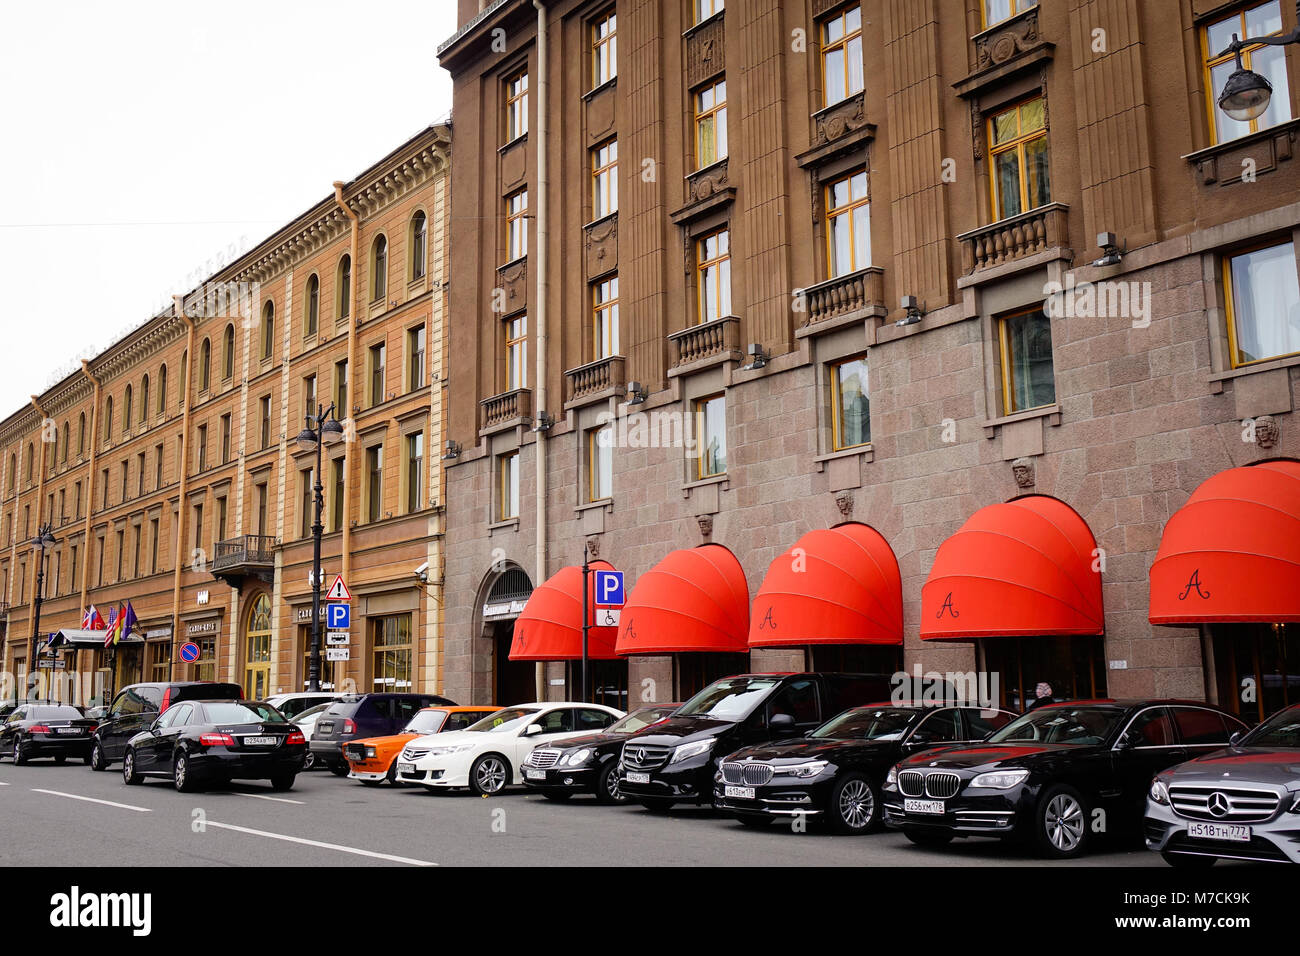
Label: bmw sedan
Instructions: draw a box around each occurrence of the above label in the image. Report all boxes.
[882,699,1247,858]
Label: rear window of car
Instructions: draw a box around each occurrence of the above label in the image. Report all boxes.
[201,702,287,724]
[29,705,83,720]
[323,701,362,717]
[174,683,241,703]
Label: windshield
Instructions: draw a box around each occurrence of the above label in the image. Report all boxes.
[464,708,540,733]
[608,706,678,735]
[202,702,288,724]
[404,710,448,735]
[676,678,779,721]
[1242,707,1300,748]
[810,707,918,740]
[987,705,1124,746]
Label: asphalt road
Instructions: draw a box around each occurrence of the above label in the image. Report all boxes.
[0,758,1170,867]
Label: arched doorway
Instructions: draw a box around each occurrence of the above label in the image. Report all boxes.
[244,593,273,700]
[480,566,535,706]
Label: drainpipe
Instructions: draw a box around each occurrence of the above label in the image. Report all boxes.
[333,183,360,690]
[78,361,101,704]
[532,0,550,701]
[170,296,196,680]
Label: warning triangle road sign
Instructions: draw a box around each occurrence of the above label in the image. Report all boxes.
[325,574,352,601]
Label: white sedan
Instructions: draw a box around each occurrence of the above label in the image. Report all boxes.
[397,702,624,795]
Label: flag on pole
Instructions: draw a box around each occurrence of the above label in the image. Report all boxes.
[82,605,106,630]
[116,602,138,646]
[102,607,120,648]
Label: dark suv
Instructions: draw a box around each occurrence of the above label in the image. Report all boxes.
[618,673,913,811]
[310,692,455,775]
[90,681,243,770]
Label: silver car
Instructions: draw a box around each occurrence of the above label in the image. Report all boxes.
[1145,702,1300,866]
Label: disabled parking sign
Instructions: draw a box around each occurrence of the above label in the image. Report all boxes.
[594,569,624,607]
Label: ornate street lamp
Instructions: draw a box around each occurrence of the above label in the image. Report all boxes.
[1214,3,1300,123]
[295,403,345,692]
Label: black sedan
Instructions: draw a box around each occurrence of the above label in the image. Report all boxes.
[1,703,98,764]
[882,699,1248,858]
[715,702,1017,833]
[122,699,307,792]
[521,704,680,804]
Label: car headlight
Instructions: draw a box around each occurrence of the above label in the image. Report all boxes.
[364,746,377,758]
[426,744,474,757]
[884,767,898,788]
[670,739,715,764]
[1149,779,1170,806]
[970,769,1029,790]
[773,760,828,778]
[562,748,593,767]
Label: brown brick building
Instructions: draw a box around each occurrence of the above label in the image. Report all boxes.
[1,125,452,707]
[437,0,1300,719]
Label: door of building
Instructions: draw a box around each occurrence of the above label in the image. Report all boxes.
[244,594,273,700]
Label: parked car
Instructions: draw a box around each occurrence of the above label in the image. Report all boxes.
[122,699,307,792]
[344,706,499,784]
[1,703,99,764]
[882,699,1248,858]
[715,702,1018,833]
[398,702,625,796]
[265,691,345,720]
[618,673,914,811]
[90,682,243,770]
[522,704,680,804]
[1146,701,1300,867]
[292,702,334,770]
[309,692,455,776]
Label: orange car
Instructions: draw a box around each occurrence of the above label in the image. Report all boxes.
[342,706,499,785]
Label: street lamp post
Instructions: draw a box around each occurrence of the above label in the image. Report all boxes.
[295,402,345,693]
[28,523,57,702]
[1214,2,1300,122]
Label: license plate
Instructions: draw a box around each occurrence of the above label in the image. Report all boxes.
[725,785,756,800]
[525,769,546,781]
[56,728,82,735]
[243,736,277,746]
[398,762,415,774]
[904,799,945,815]
[625,771,650,784]
[1187,821,1251,843]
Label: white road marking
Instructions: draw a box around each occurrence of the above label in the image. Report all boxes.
[0,781,9,785]
[227,790,304,805]
[30,788,151,812]
[204,820,437,866]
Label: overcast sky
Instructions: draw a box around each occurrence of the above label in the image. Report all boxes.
[0,0,456,418]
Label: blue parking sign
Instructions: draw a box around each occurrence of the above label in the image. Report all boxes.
[594,569,624,606]
[326,603,351,629]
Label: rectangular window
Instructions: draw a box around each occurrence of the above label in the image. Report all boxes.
[1204,1,1294,143]
[983,0,1037,28]
[695,0,723,23]
[506,189,529,261]
[260,395,271,449]
[132,524,141,578]
[220,415,231,464]
[149,519,159,574]
[593,276,620,358]
[407,325,426,390]
[998,307,1057,413]
[216,495,228,542]
[371,614,413,693]
[154,444,163,489]
[74,481,82,518]
[366,445,383,523]
[115,529,124,581]
[96,535,104,587]
[988,96,1050,221]
[593,12,617,86]
[825,169,870,278]
[821,5,863,107]
[369,342,386,406]
[192,505,203,556]
[405,433,423,513]
[588,424,613,501]
[335,359,349,413]
[696,229,732,324]
[119,460,128,501]
[300,468,314,538]
[694,394,727,479]
[100,467,109,506]
[831,357,871,450]
[1224,240,1300,366]
[303,375,317,420]
[498,451,520,520]
[694,79,728,168]
[331,458,345,532]
[255,483,268,536]
[506,315,528,390]
[505,70,529,141]
[592,139,618,218]
[70,543,79,586]
[196,425,208,473]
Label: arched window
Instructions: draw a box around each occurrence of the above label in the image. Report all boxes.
[141,375,150,421]
[124,384,133,432]
[305,274,319,336]
[337,254,352,320]
[78,413,86,454]
[199,337,211,391]
[408,211,427,281]
[223,324,235,380]
[261,302,275,360]
[104,397,113,441]
[371,235,387,303]
[158,364,168,413]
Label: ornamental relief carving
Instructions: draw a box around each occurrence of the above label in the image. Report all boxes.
[496,259,528,310]
[686,159,729,203]
[584,216,618,279]
[815,92,868,147]
[686,15,725,88]
[975,8,1041,71]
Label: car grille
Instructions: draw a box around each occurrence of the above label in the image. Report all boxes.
[899,770,961,798]
[401,746,429,761]
[721,762,774,787]
[343,743,367,760]
[1169,784,1282,823]
[525,748,561,769]
[622,743,671,771]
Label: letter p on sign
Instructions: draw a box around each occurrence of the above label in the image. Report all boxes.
[594,569,624,607]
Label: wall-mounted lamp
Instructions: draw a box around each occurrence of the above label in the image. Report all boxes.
[626,381,648,405]
[740,343,769,372]
[441,439,462,461]
[1092,231,1126,268]
[895,295,925,327]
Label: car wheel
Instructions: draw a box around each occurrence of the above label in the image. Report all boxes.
[12,737,27,766]
[595,760,624,805]
[90,742,107,771]
[385,759,402,787]
[122,749,142,785]
[327,761,349,777]
[542,791,572,802]
[828,773,879,835]
[302,751,316,771]
[1161,850,1216,869]
[173,751,199,793]
[469,754,510,796]
[902,828,953,848]
[1034,785,1089,859]
[638,797,675,812]
[271,773,296,792]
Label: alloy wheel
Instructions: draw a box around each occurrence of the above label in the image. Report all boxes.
[476,757,507,793]
[605,766,620,801]
[174,754,187,790]
[1044,793,1084,852]
[838,778,874,830]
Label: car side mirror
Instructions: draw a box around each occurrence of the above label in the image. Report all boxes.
[769,713,796,733]
[1229,731,1243,747]
[522,723,543,737]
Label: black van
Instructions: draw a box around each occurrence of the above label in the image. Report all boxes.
[310,692,455,775]
[90,681,243,769]
[618,673,920,810]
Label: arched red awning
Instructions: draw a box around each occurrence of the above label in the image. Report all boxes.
[1149,460,1300,624]
[510,560,621,660]
[615,544,750,655]
[749,523,903,647]
[921,496,1104,640]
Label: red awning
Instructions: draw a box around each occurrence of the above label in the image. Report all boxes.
[1149,460,1300,624]
[615,544,750,655]
[749,523,903,647]
[921,496,1104,640]
[510,560,621,660]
